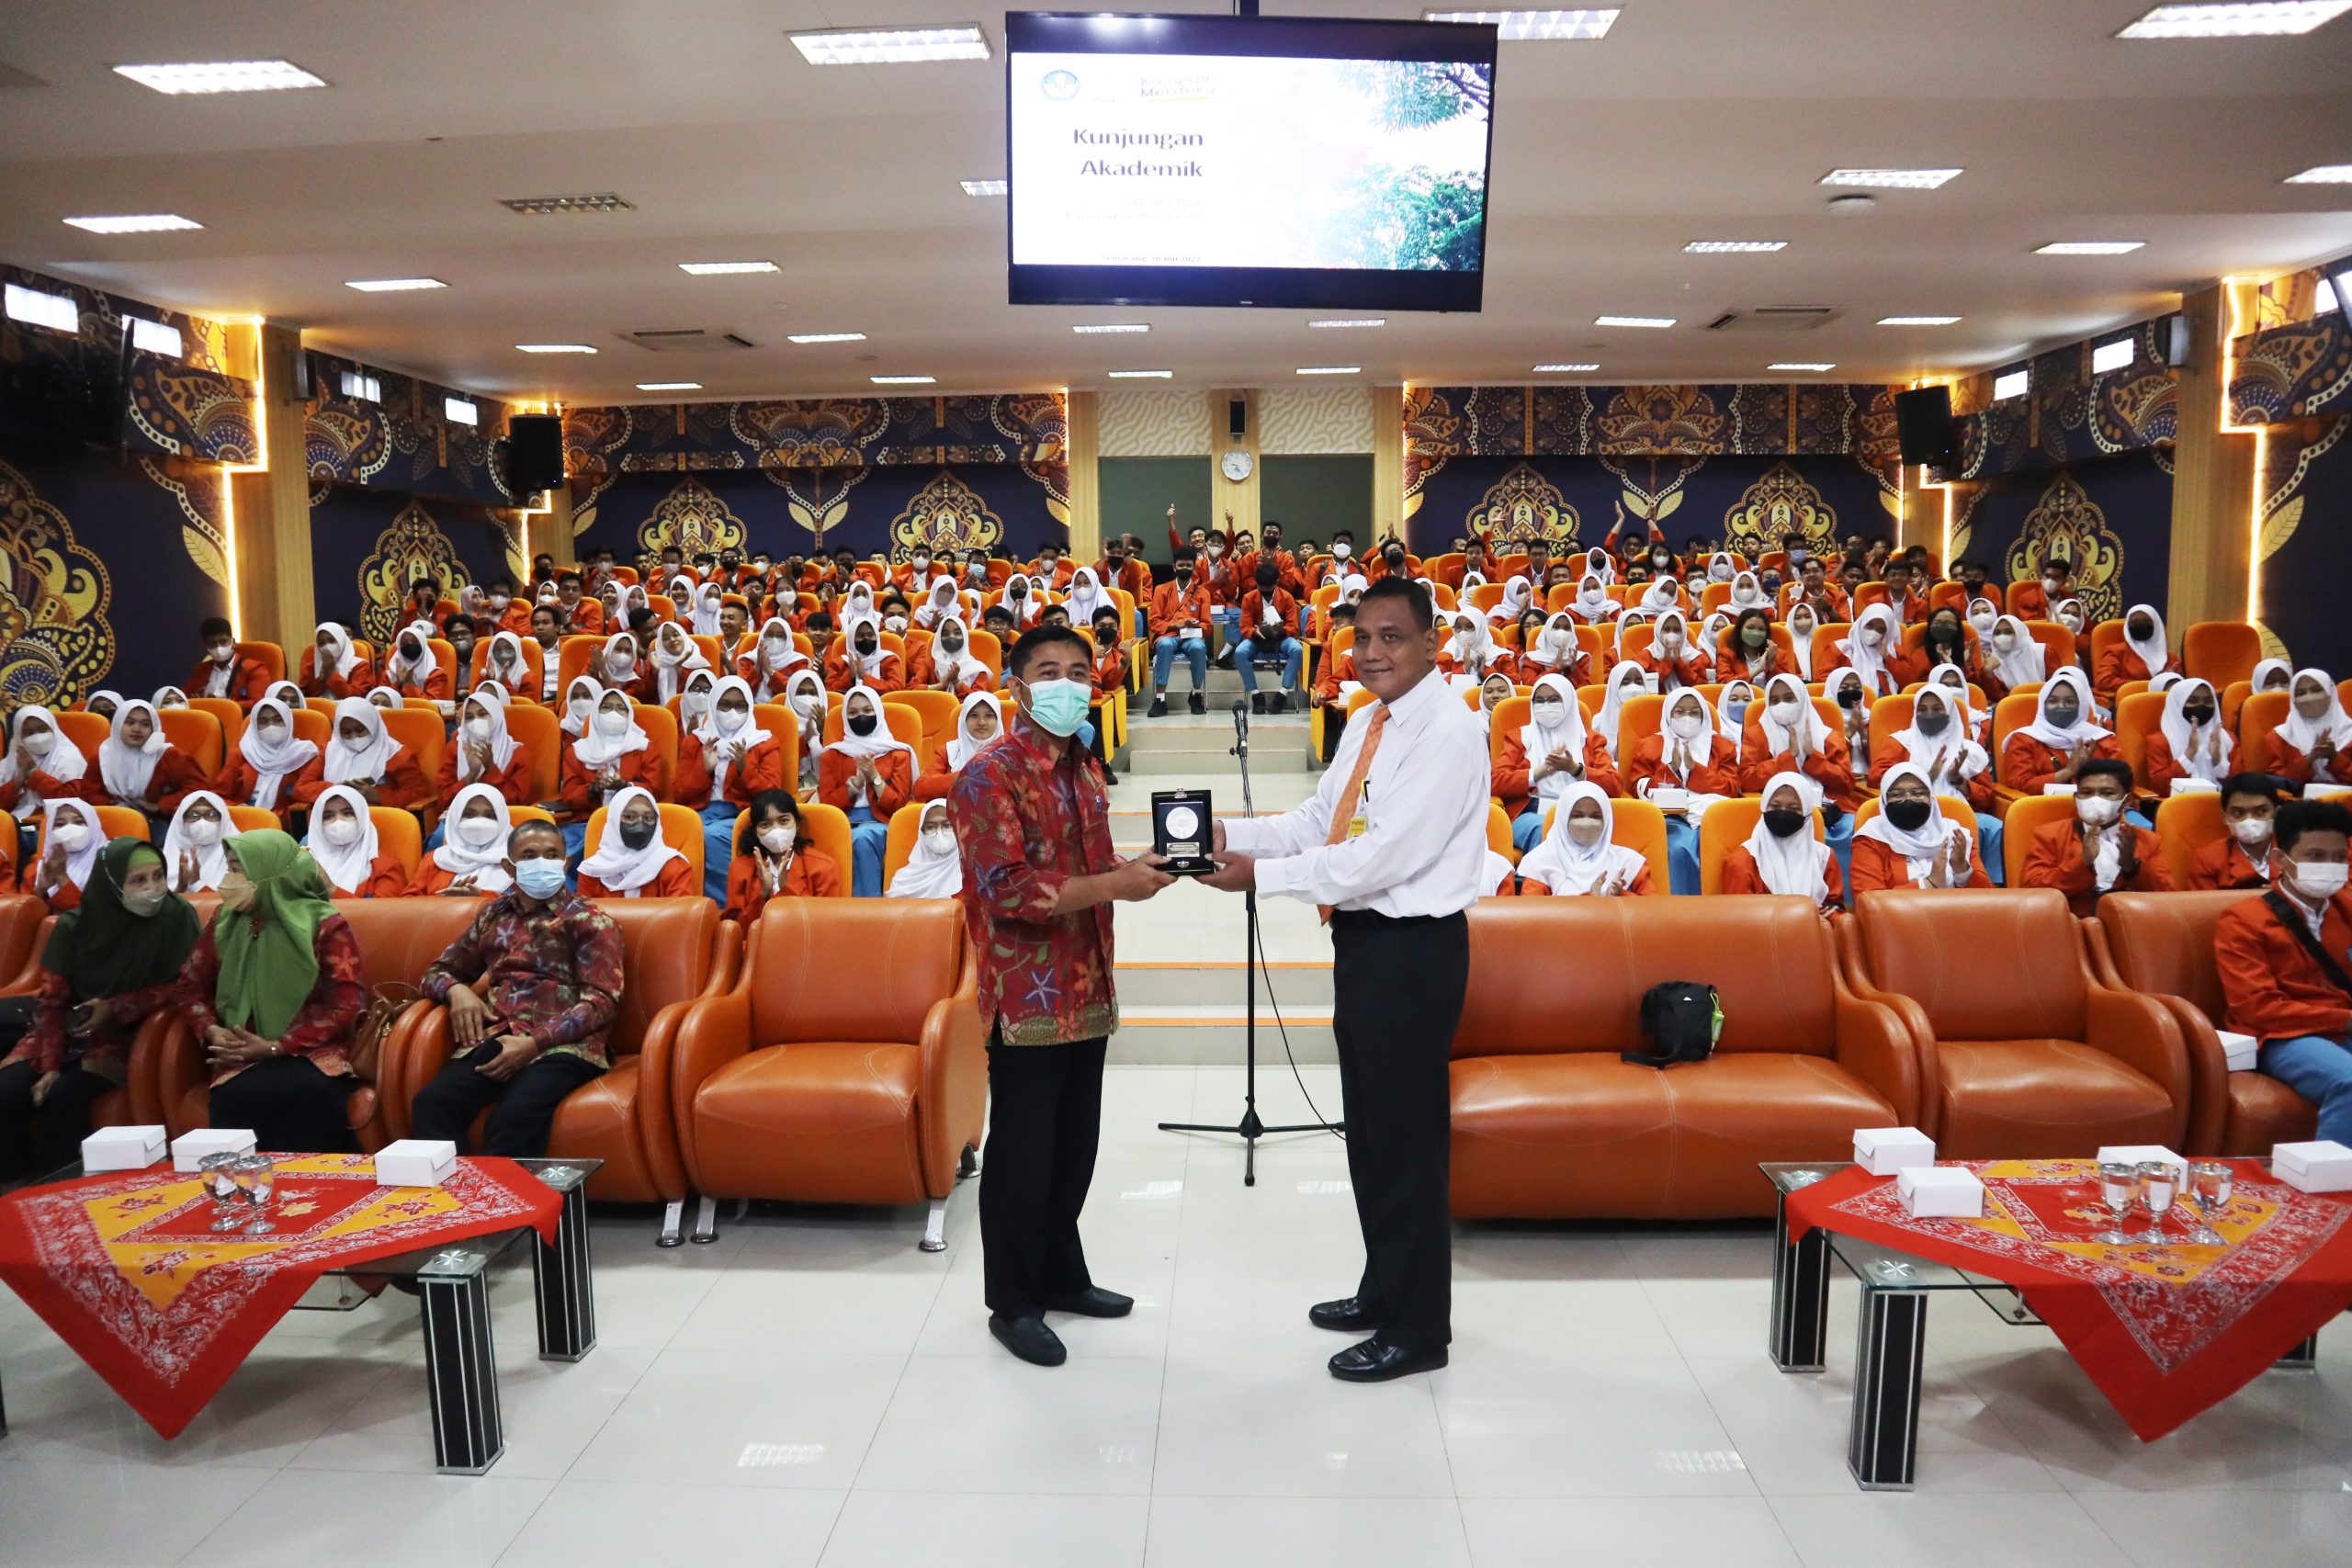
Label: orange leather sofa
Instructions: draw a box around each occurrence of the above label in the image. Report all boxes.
[1449,897,1918,1219]
[668,898,985,1249]
[388,897,740,1243]
[2085,889,2316,1156]
[1839,887,2190,1157]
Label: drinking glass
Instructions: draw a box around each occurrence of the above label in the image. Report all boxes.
[2135,1159,2179,1245]
[2093,1161,2139,1246]
[233,1154,277,1235]
[2186,1161,2234,1246]
[199,1152,245,1232]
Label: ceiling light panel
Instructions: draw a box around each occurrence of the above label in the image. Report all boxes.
[1877,315,1962,325]
[1684,240,1786,253]
[787,332,866,344]
[1533,363,1600,372]
[1308,319,1386,328]
[4,284,77,333]
[1595,315,1674,328]
[1296,366,1360,375]
[1423,10,1621,39]
[2285,164,2352,183]
[870,374,936,384]
[345,276,446,292]
[790,27,990,65]
[961,179,1008,196]
[1769,362,1836,371]
[114,60,326,94]
[129,319,182,357]
[637,381,703,391]
[1106,369,1172,378]
[1819,167,1962,189]
[62,213,201,233]
[515,343,597,354]
[2118,3,2352,38]
[678,261,778,275]
[1073,323,1148,333]
[2036,241,2144,254]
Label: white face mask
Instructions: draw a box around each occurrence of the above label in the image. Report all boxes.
[2075,795,2121,826]
[321,816,362,846]
[255,721,288,745]
[884,615,909,634]
[1532,700,1566,730]
[20,729,53,755]
[594,708,630,737]
[209,645,235,664]
[2291,861,2349,899]
[763,636,792,661]
[789,693,821,717]
[1969,611,1996,633]
[182,817,222,847]
[1992,631,2018,652]
[491,592,511,609]
[466,716,493,741]
[51,821,89,852]
[569,695,593,718]
[457,815,503,848]
[607,652,636,676]
[716,706,748,733]
[758,826,795,856]
[2230,816,2272,847]
[1768,698,1800,723]
[1668,711,1705,740]
[922,826,956,853]
[1860,625,1884,647]
[1567,818,1605,847]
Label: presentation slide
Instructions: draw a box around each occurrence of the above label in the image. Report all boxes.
[1008,50,1492,275]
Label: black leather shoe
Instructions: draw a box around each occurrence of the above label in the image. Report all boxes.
[1148,695,1168,718]
[1308,1295,1384,1333]
[989,1314,1068,1367]
[1188,690,1205,715]
[1045,1286,1133,1318]
[1270,691,1289,715]
[1329,1338,1447,1382]
[1251,692,1267,715]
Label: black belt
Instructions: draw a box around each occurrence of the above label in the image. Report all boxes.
[1329,908,1468,931]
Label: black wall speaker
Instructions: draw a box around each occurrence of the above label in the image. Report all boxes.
[505,413,565,495]
[2165,312,2194,369]
[1893,385,1955,468]
[1227,397,1247,438]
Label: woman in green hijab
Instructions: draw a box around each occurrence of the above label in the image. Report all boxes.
[181,829,368,1153]
[0,838,201,1178]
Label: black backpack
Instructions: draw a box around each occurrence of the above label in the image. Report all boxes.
[1623,981,1723,1069]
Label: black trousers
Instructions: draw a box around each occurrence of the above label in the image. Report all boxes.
[209,1056,357,1155]
[979,1033,1106,1317]
[0,1060,115,1179]
[409,1044,603,1158]
[1329,908,1469,1354]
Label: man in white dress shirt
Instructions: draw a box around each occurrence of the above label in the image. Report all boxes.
[1199,575,1489,1381]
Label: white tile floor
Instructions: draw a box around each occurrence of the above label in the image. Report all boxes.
[5,1066,2351,1566]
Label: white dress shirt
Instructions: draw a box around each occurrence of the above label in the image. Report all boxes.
[1222,666,1489,918]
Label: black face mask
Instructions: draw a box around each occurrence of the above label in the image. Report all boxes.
[1763,808,1807,839]
[1885,798,1934,830]
[2185,705,2216,726]
[2129,620,2154,638]
[848,712,878,737]
[2045,705,2079,728]
[618,819,658,851]
[854,637,878,655]
[1838,686,1864,708]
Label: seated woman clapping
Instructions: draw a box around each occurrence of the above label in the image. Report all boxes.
[304,784,409,898]
[723,788,843,920]
[887,799,963,898]
[1721,771,1843,909]
[918,692,1001,801]
[1513,783,1658,897]
[408,783,514,897]
[298,696,428,809]
[162,791,236,894]
[1849,761,1992,894]
[575,784,695,898]
[23,798,106,913]
[218,695,320,815]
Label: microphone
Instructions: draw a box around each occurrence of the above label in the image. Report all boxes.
[1231,697,1250,737]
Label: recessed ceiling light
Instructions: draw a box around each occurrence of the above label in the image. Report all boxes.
[1819,167,1963,189]
[62,213,202,234]
[637,381,703,391]
[1595,315,1675,328]
[515,343,597,354]
[1296,366,1361,375]
[678,261,778,275]
[345,276,447,292]
[1532,363,1600,372]
[1877,314,1962,325]
[1769,362,1837,372]
[1308,319,1386,328]
[1683,240,1787,253]
[2036,241,2144,254]
[2285,164,2352,183]
[114,60,326,94]
[960,178,1008,197]
[499,193,635,215]
[1073,323,1148,333]
[2118,2,2352,38]
[1106,369,1173,378]
[789,26,990,65]
[1423,9,1621,39]
[870,374,936,384]
[787,332,866,344]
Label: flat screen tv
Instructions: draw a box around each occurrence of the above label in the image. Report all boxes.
[1005,12,1498,311]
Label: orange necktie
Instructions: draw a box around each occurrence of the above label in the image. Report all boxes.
[1318,704,1388,923]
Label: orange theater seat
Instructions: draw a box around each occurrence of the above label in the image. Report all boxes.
[668,898,986,1247]
[158,707,224,778]
[1449,897,1917,1218]
[1839,887,2188,1157]
[2086,890,2316,1156]
[0,892,60,997]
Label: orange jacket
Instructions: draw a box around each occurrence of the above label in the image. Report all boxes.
[289,743,429,810]
[2217,890,2352,1041]
[1746,733,1862,813]
[1999,731,2122,796]
[187,656,273,707]
[1721,844,1846,908]
[1848,834,1994,894]
[434,743,534,808]
[557,741,661,816]
[297,649,379,700]
[1489,728,1622,819]
[817,748,913,818]
[2189,837,2274,892]
[1864,736,1991,813]
[1148,581,1214,640]
[2020,819,2172,917]
[722,845,844,921]
[578,856,699,899]
[1626,733,1740,797]
[1520,861,1659,897]
[2094,642,2171,705]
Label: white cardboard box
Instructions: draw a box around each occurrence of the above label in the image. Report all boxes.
[1853,1125,1936,1176]
[82,1124,166,1172]
[2041,782,2078,796]
[373,1139,458,1189]
[2302,784,2349,800]
[1898,1165,1985,1218]
[171,1128,255,1173]
[2274,1140,2352,1193]
[2167,777,2220,795]
[2218,1029,2260,1073]
[1649,786,1691,813]
[2098,1144,2188,1186]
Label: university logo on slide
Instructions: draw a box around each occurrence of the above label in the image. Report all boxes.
[1040,69,1080,100]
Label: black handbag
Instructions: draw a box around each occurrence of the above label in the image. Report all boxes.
[1623,981,1723,1069]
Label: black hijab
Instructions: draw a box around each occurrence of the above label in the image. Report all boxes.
[41,838,201,1002]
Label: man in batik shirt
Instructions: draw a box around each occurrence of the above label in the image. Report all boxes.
[949,623,1173,1369]
[410,818,625,1157]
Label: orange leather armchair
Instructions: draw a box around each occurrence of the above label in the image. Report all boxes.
[1838,887,2189,1156]
[2086,890,2316,1156]
[668,898,985,1248]
[1449,897,1918,1219]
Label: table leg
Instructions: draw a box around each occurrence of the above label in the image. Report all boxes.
[1848,1285,1926,1491]
[2275,1334,2320,1371]
[1770,1186,1830,1372]
[416,1248,503,1475]
[532,1170,597,1362]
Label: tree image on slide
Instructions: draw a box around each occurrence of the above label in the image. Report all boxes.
[1326,61,1491,272]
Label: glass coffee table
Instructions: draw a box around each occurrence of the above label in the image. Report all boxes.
[0,1155,599,1476]
[1763,1160,2320,1490]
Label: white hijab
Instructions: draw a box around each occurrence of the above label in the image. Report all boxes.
[153,684,189,710]
[929,615,982,687]
[1756,673,1827,758]
[1488,574,1532,624]
[1746,770,1833,904]
[1856,761,1973,876]
[1572,572,1618,623]
[917,579,962,629]
[678,668,718,735]
[2159,678,2233,784]
[572,686,651,771]
[692,583,725,637]
[235,696,318,812]
[162,790,233,893]
[4,705,87,817]
[1521,673,1589,804]
[2121,603,2171,677]
[695,675,775,802]
[1593,659,1649,761]
[651,623,711,703]
[1655,688,1721,784]
[384,620,438,688]
[843,613,895,680]
[577,784,684,897]
[484,630,533,694]
[2249,657,2292,697]
[98,699,171,802]
[1516,782,1647,896]
[317,694,396,787]
[1447,614,1493,668]
[560,673,601,738]
[305,784,382,895]
[1890,685,1989,786]
[1985,614,2046,688]
[1838,604,1902,696]
[2280,668,2352,755]
[888,801,964,899]
[945,691,1003,771]
[1066,567,1111,627]
[41,796,105,890]
[1784,607,1820,680]
[431,782,514,891]
[1727,570,1768,612]
[312,623,362,681]
[262,680,305,715]
[780,669,826,761]
[825,684,915,764]
[2018,667,2109,750]
[1527,611,1580,672]
[455,693,521,783]
[1640,576,1682,614]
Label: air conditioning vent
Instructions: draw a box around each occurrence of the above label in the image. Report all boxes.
[1704,306,1839,332]
[625,329,756,353]
[500,192,636,215]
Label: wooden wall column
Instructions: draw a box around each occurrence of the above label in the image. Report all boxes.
[1208,387,1260,538]
[1373,383,1406,544]
[227,321,317,648]
[1066,390,1101,559]
[2166,280,2258,629]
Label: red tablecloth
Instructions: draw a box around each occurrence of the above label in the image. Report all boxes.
[0,1153,560,1438]
[1786,1157,2352,1440]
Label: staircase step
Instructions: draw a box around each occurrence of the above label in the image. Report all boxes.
[1111,1005,1337,1066]
[1130,747,1309,773]
[1116,961,1335,1008]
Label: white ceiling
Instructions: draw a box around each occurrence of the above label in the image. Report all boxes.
[2,0,2347,403]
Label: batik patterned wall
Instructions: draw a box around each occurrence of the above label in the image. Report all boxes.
[1943,450,2176,625]
[309,482,526,645]
[302,354,518,507]
[2251,413,2352,672]
[1951,319,2179,482]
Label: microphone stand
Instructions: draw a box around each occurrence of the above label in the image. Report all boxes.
[1159,698,1341,1186]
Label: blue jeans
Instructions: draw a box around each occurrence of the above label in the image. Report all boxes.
[1666,817,1700,896]
[1827,812,1856,890]
[1212,606,1241,655]
[1153,634,1207,692]
[698,800,737,905]
[1974,812,2007,886]
[1511,808,1544,853]
[1237,637,1302,693]
[848,802,887,897]
[2258,1035,2352,1145]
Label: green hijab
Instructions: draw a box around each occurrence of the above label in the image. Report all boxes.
[41,838,201,1003]
[211,829,339,1040]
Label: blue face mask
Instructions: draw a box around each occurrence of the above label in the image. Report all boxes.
[513,857,567,899]
[1022,677,1091,738]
